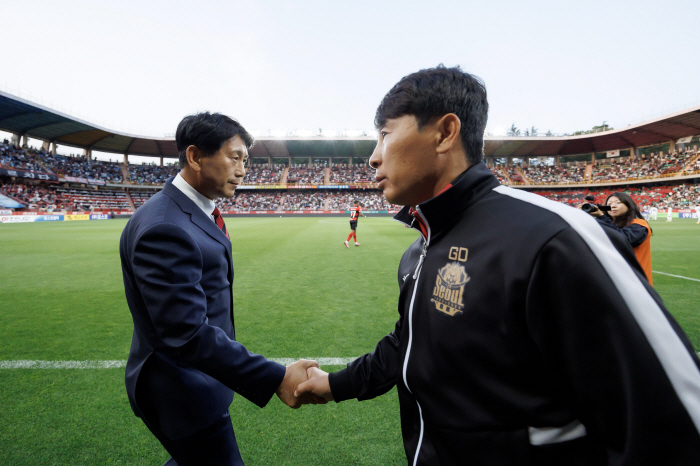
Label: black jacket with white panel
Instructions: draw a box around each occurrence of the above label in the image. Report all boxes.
[328,162,700,465]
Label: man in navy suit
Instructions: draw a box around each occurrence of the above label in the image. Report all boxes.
[120,112,319,466]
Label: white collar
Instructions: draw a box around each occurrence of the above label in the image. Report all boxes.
[172,173,217,218]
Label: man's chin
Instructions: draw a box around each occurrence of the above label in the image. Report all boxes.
[381,189,401,206]
[222,186,237,198]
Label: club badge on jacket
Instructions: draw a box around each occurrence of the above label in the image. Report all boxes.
[432,249,470,317]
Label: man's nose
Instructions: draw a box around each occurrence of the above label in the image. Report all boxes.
[369,143,381,169]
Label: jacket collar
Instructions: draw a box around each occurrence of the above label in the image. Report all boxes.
[394,161,500,240]
[162,177,233,257]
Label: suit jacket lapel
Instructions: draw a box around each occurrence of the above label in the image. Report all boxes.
[162,179,234,282]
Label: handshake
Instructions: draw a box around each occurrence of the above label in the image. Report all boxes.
[274,359,334,408]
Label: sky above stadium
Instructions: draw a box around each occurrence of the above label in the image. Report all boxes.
[2,0,700,150]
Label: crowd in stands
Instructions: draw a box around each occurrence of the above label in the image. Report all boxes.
[506,166,525,184]
[3,142,699,187]
[217,191,397,212]
[3,176,699,214]
[286,165,325,184]
[0,182,131,211]
[41,153,124,182]
[129,164,178,185]
[490,166,509,184]
[652,184,700,209]
[4,140,700,217]
[329,164,375,184]
[686,155,700,173]
[284,191,326,210]
[523,165,585,184]
[244,165,283,184]
[0,143,47,172]
[590,150,695,182]
[0,182,69,210]
[219,192,284,211]
[326,191,398,211]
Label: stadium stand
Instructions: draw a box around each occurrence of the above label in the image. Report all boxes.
[329,164,375,184]
[0,182,69,210]
[243,165,283,184]
[326,191,398,211]
[42,153,124,182]
[129,190,157,208]
[507,166,524,184]
[286,165,325,184]
[0,182,131,210]
[590,150,696,182]
[283,191,326,210]
[523,164,586,184]
[54,186,131,210]
[2,140,700,216]
[2,175,698,214]
[2,143,699,187]
[490,166,509,184]
[0,143,46,172]
[128,163,178,185]
[223,192,284,211]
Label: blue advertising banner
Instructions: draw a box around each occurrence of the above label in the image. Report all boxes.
[34,215,64,222]
[90,214,111,220]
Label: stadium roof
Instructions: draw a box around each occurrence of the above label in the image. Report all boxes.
[1,89,699,159]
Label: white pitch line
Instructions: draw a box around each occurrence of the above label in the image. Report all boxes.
[0,358,356,369]
[0,360,126,369]
[3,354,700,367]
[653,271,700,283]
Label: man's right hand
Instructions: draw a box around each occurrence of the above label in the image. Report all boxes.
[294,367,334,402]
[276,359,320,409]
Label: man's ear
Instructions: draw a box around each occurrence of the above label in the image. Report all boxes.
[185,145,203,172]
[435,114,462,155]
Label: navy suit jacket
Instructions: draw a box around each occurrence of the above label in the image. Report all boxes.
[120,177,286,439]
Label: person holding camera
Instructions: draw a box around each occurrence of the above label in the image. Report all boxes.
[586,191,652,284]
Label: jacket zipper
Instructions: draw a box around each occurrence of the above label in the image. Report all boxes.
[403,206,430,466]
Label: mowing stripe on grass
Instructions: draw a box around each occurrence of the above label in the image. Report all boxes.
[0,358,357,369]
[653,271,700,283]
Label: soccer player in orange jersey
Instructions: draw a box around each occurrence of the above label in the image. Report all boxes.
[344,200,366,247]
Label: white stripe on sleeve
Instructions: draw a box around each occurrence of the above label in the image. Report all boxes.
[494,185,700,435]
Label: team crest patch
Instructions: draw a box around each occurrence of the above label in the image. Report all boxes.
[432,262,470,316]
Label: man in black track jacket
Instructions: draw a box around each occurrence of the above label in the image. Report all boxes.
[296,66,700,465]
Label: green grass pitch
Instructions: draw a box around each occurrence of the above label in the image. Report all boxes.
[1,216,699,465]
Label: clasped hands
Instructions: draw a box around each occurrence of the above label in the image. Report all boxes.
[275,359,334,408]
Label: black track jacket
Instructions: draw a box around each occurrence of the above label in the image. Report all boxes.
[328,162,700,465]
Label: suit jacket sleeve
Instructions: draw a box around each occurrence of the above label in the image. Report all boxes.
[131,222,285,408]
[525,226,700,463]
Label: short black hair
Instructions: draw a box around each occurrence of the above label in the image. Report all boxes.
[374,65,488,166]
[176,112,254,169]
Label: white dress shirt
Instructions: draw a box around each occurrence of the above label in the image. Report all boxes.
[172,173,217,222]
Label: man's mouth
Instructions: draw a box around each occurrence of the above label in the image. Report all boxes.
[375,175,386,189]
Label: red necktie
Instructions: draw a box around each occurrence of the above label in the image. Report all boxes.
[212,207,229,239]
